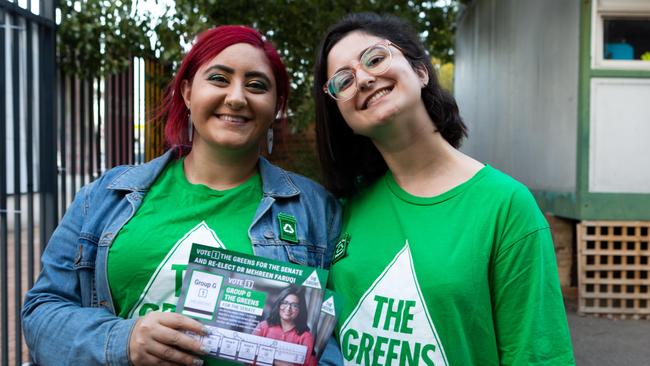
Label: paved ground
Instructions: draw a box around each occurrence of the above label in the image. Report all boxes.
[567,302,650,365]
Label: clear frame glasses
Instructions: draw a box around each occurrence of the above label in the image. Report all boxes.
[323,41,404,101]
[280,301,300,310]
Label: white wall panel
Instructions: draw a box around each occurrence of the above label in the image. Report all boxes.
[455,0,580,191]
[589,78,650,193]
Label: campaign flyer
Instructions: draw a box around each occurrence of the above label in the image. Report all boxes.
[176,244,329,366]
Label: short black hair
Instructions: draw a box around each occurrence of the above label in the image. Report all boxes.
[265,285,310,334]
[313,12,468,197]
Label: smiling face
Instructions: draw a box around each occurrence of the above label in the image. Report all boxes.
[279,294,300,324]
[182,43,277,155]
[326,31,428,137]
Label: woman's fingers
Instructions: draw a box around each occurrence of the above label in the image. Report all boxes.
[129,311,207,366]
[159,312,207,335]
[151,321,205,355]
[145,340,204,365]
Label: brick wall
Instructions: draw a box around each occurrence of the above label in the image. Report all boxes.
[264,123,322,184]
[546,214,577,290]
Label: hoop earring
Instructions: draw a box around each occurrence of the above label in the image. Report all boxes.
[188,114,194,143]
[266,127,274,155]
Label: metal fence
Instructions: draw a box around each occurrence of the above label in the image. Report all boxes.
[57,58,168,214]
[1,1,169,363]
[0,1,56,364]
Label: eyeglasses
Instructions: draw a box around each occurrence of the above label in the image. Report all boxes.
[280,301,300,310]
[323,41,404,101]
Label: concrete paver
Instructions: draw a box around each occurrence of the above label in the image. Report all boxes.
[567,307,650,365]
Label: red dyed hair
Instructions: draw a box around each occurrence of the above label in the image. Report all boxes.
[162,25,290,149]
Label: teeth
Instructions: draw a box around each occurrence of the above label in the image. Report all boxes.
[366,89,391,107]
[219,114,247,122]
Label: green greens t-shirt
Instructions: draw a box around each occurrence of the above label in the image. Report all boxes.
[108,157,260,318]
[330,166,575,365]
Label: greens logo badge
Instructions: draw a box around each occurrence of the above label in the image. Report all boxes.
[303,270,323,289]
[333,233,351,264]
[339,242,448,366]
[278,213,298,243]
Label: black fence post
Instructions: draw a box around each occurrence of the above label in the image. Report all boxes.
[11,13,23,366]
[37,2,58,256]
[0,7,8,366]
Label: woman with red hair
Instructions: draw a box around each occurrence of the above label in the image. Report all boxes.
[23,26,341,366]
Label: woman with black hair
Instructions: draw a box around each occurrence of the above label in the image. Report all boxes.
[253,286,315,366]
[313,12,574,365]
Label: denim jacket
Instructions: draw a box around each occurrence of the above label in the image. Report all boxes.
[22,149,342,365]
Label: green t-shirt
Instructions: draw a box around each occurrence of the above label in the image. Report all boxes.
[330,166,575,365]
[108,157,260,317]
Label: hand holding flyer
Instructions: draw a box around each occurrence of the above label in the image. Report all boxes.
[177,244,341,366]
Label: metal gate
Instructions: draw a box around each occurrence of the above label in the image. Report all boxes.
[0,1,56,364]
[1,0,170,363]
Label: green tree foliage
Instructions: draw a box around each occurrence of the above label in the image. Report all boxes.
[432,57,454,92]
[58,0,458,128]
[58,0,152,78]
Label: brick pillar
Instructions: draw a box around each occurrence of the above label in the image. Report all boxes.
[545,214,576,290]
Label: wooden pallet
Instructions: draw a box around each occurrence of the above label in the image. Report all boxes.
[577,221,650,318]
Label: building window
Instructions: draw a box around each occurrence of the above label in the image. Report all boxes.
[592,0,650,70]
[603,17,650,61]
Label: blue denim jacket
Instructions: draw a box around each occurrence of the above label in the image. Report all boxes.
[22,149,342,365]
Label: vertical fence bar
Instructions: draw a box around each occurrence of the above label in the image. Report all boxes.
[109,74,113,168]
[119,71,126,165]
[57,72,66,220]
[86,79,92,181]
[111,75,120,168]
[85,79,91,183]
[125,69,128,164]
[115,73,121,165]
[79,78,86,187]
[88,79,94,181]
[11,14,22,365]
[153,63,158,158]
[109,75,114,166]
[0,7,9,366]
[134,58,140,164]
[95,76,101,177]
[69,78,77,199]
[138,58,144,164]
[125,68,130,164]
[117,72,123,164]
[105,75,112,168]
[144,59,150,161]
[127,60,134,164]
[106,74,111,168]
[158,63,164,157]
[140,58,145,164]
[38,0,58,259]
[86,79,91,182]
[25,16,34,291]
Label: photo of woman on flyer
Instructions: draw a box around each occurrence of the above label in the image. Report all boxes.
[253,286,316,366]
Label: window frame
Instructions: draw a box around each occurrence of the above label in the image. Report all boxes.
[591,2,650,70]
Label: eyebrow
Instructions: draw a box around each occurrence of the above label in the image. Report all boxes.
[204,64,273,85]
[332,44,375,75]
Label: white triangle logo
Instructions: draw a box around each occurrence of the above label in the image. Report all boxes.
[302,269,322,289]
[339,241,448,365]
[283,223,295,234]
[128,221,226,318]
[321,295,336,317]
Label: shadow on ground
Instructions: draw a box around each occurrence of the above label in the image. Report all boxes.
[567,299,650,365]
